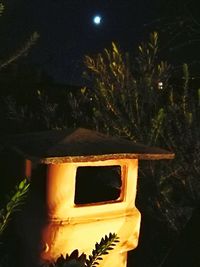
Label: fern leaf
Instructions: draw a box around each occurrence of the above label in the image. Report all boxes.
[86,233,119,267]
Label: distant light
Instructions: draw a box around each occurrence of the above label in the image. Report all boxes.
[158,82,163,90]
[93,15,102,25]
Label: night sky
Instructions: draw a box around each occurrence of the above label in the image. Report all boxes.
[0,0,197,84]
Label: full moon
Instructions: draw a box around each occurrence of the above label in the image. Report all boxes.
[93,15,102,25]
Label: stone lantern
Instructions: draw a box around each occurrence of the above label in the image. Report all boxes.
[5,128,174,267]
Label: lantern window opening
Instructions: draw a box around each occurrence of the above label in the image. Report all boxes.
[74,165,123,206]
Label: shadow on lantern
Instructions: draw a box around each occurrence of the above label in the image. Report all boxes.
[3,128,174,267]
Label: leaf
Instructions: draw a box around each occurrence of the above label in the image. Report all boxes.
[69,249,79,260]
[0,179,30,236]
[112,42,119,54]
[138,45,143,53]
[86,233,119,267]
[81,87,86,95]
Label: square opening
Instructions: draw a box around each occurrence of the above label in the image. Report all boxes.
[74,165,122,205]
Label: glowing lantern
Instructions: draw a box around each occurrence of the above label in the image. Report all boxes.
[7,128,174,267]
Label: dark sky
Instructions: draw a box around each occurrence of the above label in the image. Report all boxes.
[1,0,197,84]
[0,0,155,83]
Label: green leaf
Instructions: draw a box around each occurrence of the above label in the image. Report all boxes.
[0,179,30,236]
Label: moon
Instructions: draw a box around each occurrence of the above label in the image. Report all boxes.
[93,15,102,25]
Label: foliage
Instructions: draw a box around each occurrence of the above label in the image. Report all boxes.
[78,33,171,144]
[47,250,86,267]
[2,88,76,133]
[0,179,30,267]
[0,1,39,71]
[0,32,39,71]
[0,2,4,16]
[0,179,30,237]
[66,32,200,236]
[2,90,60,132]
[0,1,40,133]
[143,0,200,74]
[44,233,119,267]
[85,233,119,267]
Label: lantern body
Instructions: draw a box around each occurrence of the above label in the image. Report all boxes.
[36,159,140,267]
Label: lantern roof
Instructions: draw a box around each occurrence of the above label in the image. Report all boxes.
[5,128,174,163]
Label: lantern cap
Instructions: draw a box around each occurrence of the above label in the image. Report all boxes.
[4,128,174,163]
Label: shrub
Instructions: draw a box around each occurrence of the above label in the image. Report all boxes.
[68,33,200,235]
